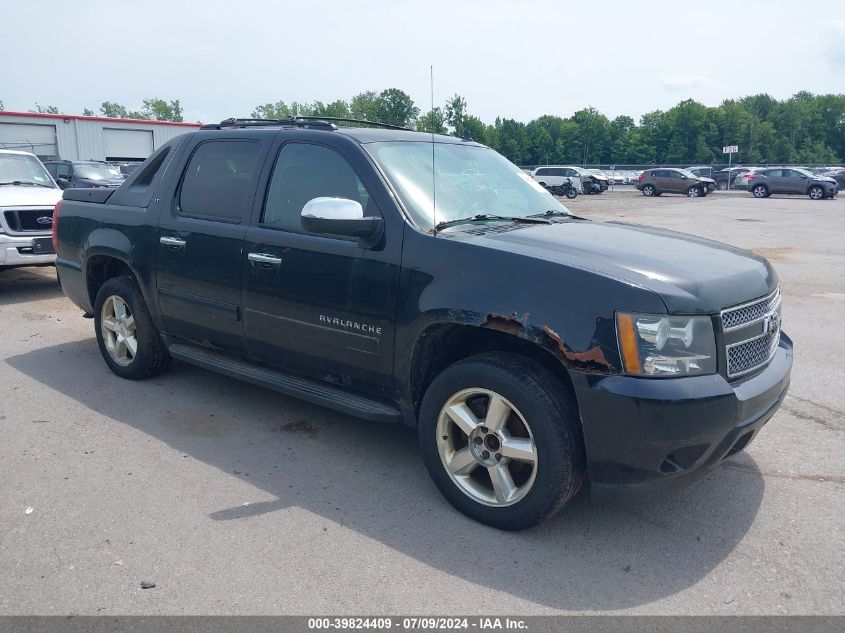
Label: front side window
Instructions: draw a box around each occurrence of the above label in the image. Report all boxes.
[367,141,570,229]
[179,140,260,222]
[56,163,71,179]
[262,143,373,233]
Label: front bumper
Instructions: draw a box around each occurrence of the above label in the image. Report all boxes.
[572,332,793,500]
[0,233,56,266]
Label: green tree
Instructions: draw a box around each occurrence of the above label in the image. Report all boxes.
[33,103,60,114]
[491,118,529,164]
[444,94,467,136]
[100,101,146,119]
[375,88,419,127]
[416,107,447,133]
[140,98,183,122]
[311,99,351,119]
[0,100,4,111]
[82,108,95,117]
[350,91,381,122]
[462,115,487,143]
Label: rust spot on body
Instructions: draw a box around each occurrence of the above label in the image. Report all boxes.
[542,325,612,370]
[482,312,525,336]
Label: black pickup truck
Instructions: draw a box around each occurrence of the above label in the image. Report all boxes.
[53,117,792,530]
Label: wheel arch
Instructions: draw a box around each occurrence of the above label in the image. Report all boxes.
[408,321,582,422]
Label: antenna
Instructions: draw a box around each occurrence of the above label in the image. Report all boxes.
[430,65,437,236]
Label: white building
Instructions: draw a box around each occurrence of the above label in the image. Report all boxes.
[0,111,201,162]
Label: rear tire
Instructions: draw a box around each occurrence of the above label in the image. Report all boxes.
[419,352,585,531]
[752,184,769,198]
[565,188,577,199]
[94,276,171,380]
[642,184,656,196]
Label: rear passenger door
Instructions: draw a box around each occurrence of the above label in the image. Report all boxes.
[652,170,671,192]
[156,137,267,354]
[240,139,401,397]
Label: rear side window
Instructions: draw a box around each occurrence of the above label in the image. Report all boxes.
[131,146,171,189]
[179,140,260,222]
[535,168,551,176]
[763,169,782,177]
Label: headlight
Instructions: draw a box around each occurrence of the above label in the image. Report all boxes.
[616,312,717,377]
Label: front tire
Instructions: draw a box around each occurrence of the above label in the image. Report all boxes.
[94,276,171,380]
[808,185,824,200]
[687,186,701,198]
[419,352,585,530]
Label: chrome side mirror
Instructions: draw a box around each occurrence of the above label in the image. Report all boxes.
[300,197,383,241]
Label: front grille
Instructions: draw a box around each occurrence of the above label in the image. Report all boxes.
[3,208,54,232]
[721,287,780,331]
[722,287,782,378]
[727,327,780,377]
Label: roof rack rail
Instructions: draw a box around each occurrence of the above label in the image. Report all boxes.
[200,117,337,131]
[200,116,413,132]
[293,116,412,131]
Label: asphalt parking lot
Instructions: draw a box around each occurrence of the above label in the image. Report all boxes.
[1,190,843,615]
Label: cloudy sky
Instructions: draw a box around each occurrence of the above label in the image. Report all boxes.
[2,0,843,124]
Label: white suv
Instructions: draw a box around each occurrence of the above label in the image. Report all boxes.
[0,150,63,270]
[531,166,585,193]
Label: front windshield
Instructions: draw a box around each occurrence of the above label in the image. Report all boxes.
[75,163,122,180]
[0,153,56,186]
[367,142,570,228]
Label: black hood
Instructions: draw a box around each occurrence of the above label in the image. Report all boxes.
[464,220,777,314]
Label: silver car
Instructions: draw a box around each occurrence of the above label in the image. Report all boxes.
[746,167,839,199]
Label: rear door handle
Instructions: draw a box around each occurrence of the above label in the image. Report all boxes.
[160,236,186,248]
[248,252,282,266]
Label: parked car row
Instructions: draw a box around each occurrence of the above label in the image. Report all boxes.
[635,165,838,200]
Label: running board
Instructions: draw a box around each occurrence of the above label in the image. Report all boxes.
[168,344,402,423]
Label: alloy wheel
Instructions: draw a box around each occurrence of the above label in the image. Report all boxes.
[100,295,137,366]
[436,388,538,507]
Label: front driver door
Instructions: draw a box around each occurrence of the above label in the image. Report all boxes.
[782,169,808,194]
[241,140,401,398]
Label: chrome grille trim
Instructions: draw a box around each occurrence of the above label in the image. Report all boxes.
[721,287,780,331]
[721,286,782,378]
[726,326,781,378]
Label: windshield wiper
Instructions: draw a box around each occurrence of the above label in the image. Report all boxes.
[0,180,54,188]
[529,210,572,218]
[434,213,551,231]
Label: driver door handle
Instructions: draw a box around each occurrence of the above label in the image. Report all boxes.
[248,252,282,266]
[160,236,186,248]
